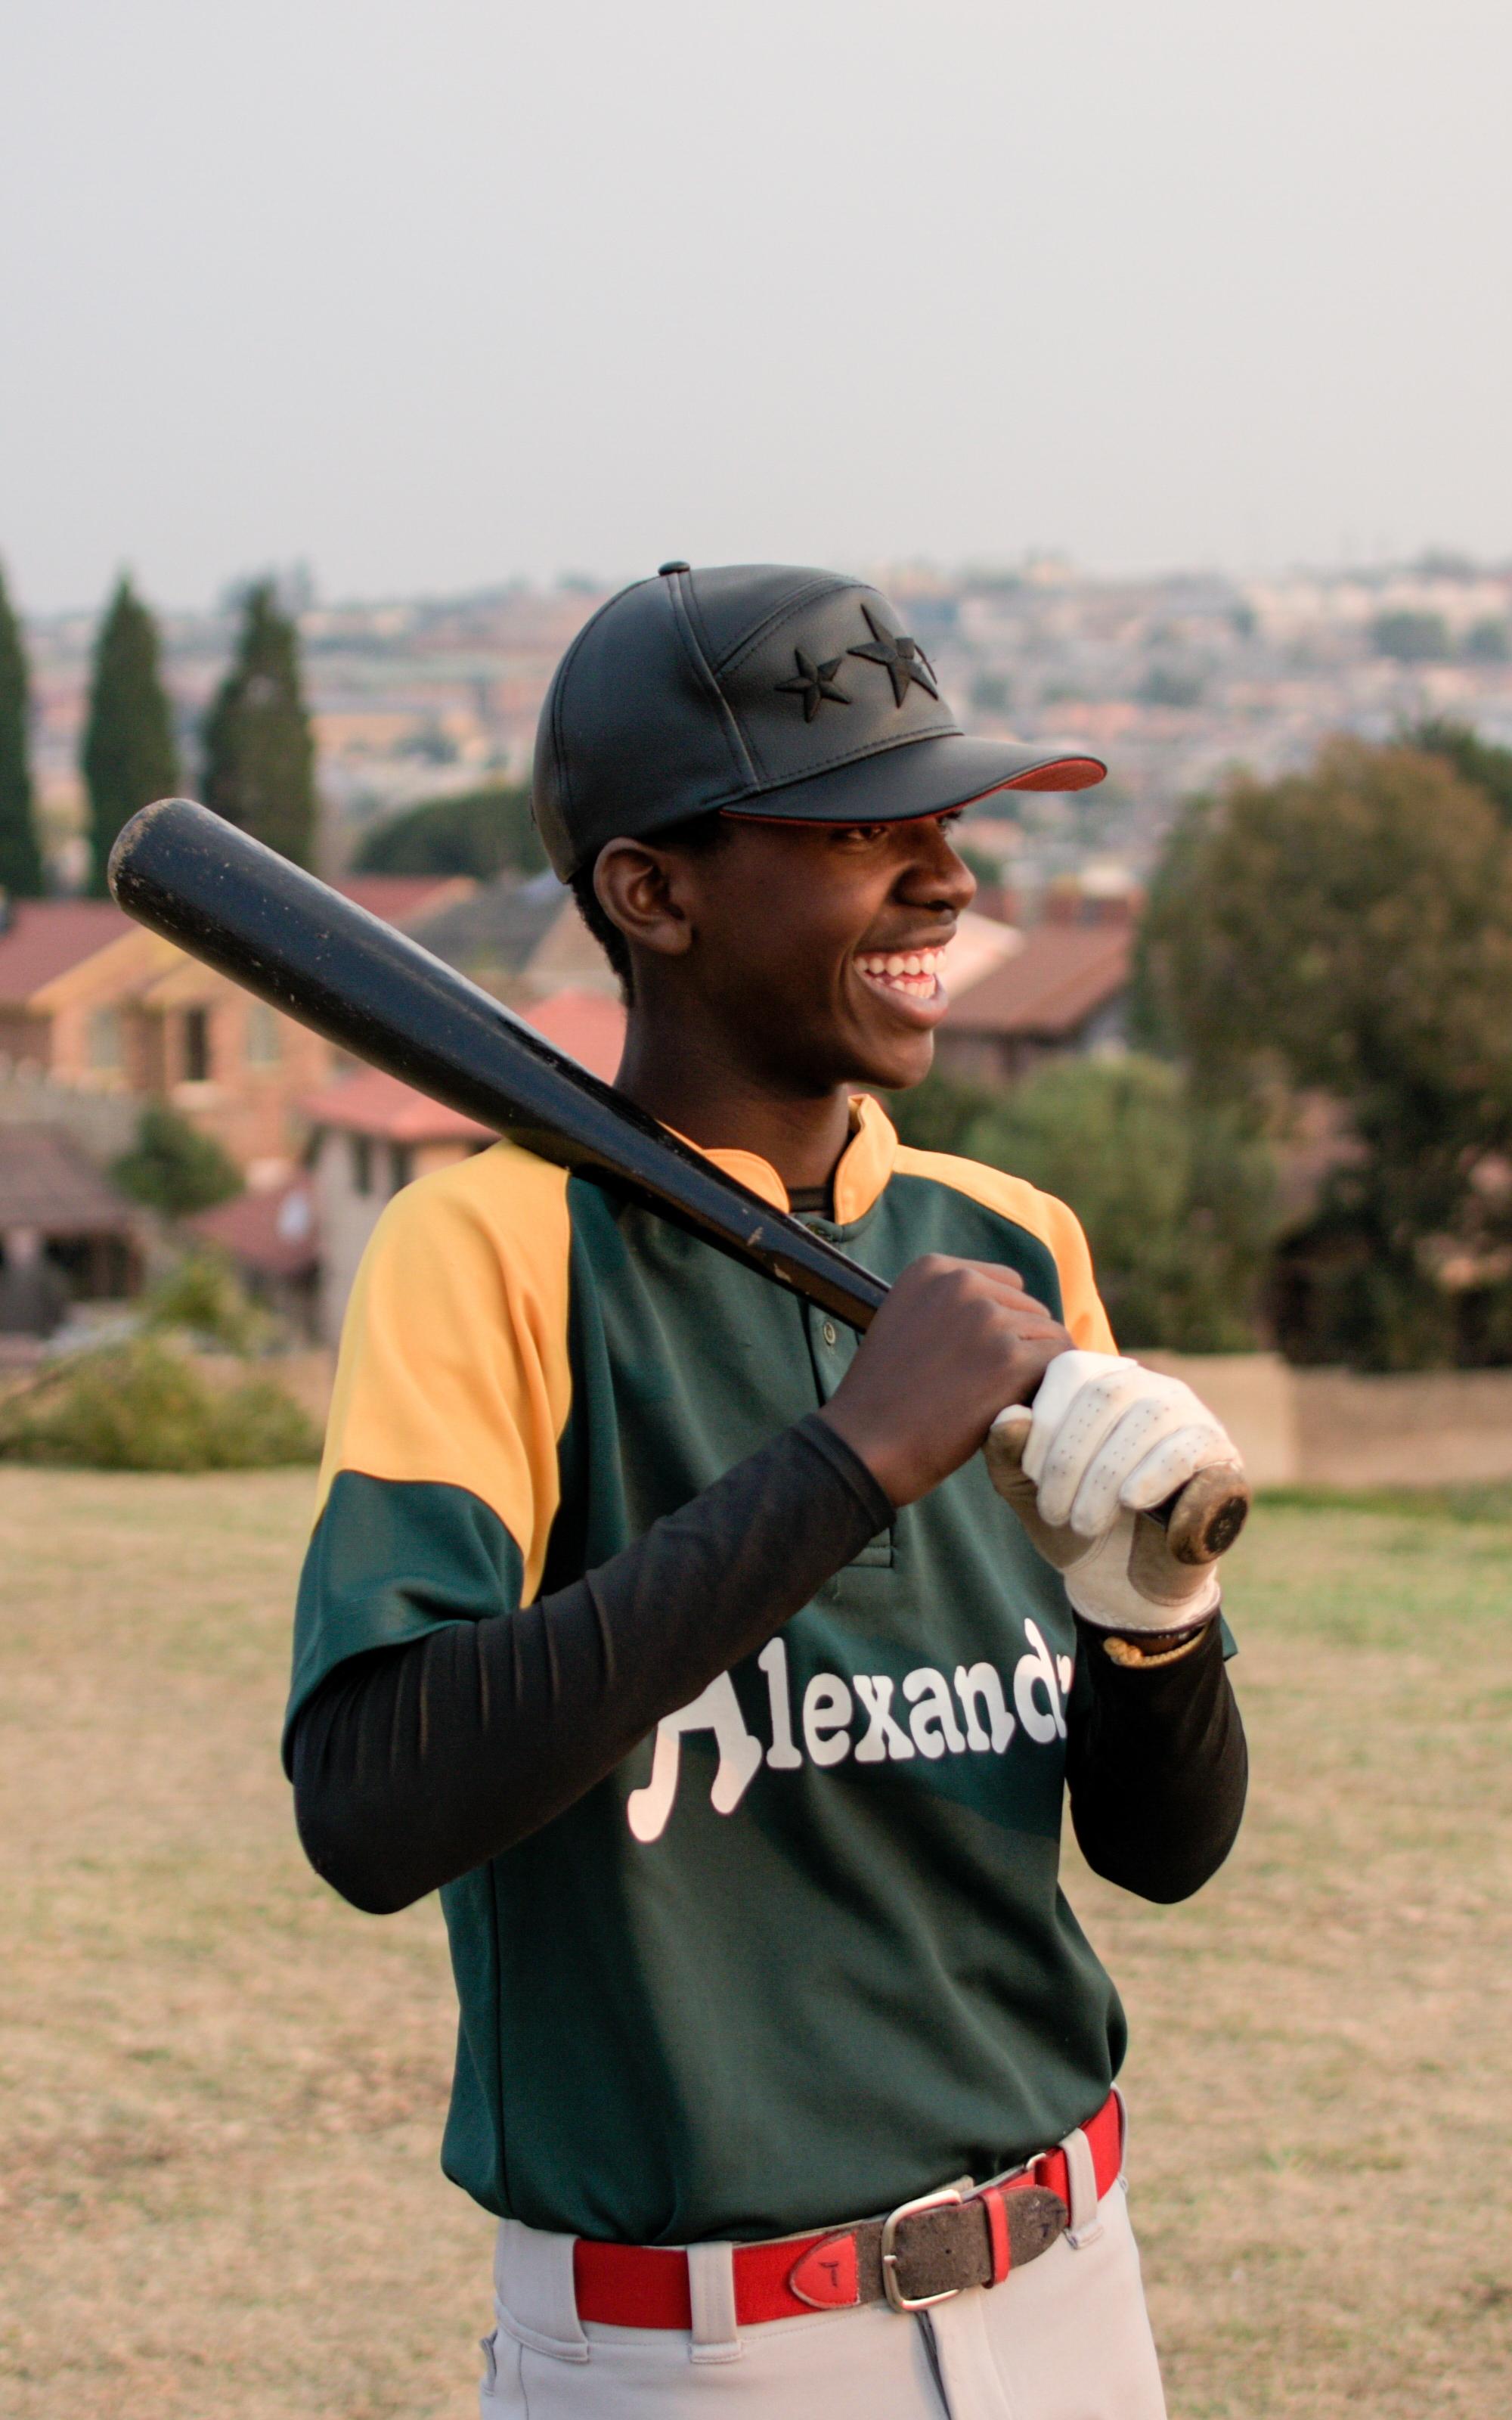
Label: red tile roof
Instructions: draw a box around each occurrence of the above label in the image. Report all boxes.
[0,1124,137,1233]
[520,988,626,1083]
[0,901,132,1002]
[186,1177,319,1277]
[0,877,466,1009]
[301,1065,494,1143]
[944,923,1132,1039]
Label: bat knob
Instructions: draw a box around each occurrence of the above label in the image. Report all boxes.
[984,1407,1250,1568]
[1163,1463,1250,1565]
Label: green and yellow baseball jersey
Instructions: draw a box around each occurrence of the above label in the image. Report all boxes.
[287,1095,1127,2245]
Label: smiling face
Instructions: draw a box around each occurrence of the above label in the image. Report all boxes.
[599,811,978,1099]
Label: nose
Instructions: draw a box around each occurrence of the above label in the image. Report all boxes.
[897,818,977,915]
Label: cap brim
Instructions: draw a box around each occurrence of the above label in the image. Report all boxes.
[718,730,1105,832]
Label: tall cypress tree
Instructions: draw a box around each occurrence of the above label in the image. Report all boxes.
[201,580,318,867]
[0,562,44,898]
[82,576,181,892]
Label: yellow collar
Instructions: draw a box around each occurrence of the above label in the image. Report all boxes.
[683,1094,898,1225]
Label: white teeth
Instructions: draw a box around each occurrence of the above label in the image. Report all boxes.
[855,944,947,1000]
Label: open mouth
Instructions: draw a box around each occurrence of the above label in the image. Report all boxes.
[855,945,948,1002]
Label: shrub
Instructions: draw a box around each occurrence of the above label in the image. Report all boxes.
[0,1339,320,1470]
[959,1054,1279,1352]
[888,1068,1000,1156]
[113,1105,243,1218]
[144,1250,271,1351]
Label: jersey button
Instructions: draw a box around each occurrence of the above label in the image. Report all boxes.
[821,1320,838,1347]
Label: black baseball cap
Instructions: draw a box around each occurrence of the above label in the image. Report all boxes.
[532,561,1105,880]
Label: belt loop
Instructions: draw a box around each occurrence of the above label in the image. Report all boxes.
[686,2242,742,2365]
[1061,2127,1104,2248]
[1113,2083,1129,2182]
[493,2220,590,2363]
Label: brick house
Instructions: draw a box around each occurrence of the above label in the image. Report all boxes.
[0,876,470,1180]
[934,917,1135,1087]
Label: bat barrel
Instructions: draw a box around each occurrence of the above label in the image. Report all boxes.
[107,799,889,1333]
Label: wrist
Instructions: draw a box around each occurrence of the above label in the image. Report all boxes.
[814,1402,907,1509]
[1098,1617,1216,1669]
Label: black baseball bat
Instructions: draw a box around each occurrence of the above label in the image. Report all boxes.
[107,799,1249,1564]
[108,798,888,1331]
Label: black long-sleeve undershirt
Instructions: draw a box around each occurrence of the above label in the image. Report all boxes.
[290,1418,1246,1916]
[1067,1616,1247,1901]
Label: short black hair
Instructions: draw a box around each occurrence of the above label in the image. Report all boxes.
[569,812,734,1005]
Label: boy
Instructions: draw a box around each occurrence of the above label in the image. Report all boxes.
[287,562,1247,2418]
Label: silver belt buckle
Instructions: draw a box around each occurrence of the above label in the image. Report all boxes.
[879,2183,965,2313]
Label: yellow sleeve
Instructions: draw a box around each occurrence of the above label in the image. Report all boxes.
[891,1146,1117,1354]
[317,1142,575,1599]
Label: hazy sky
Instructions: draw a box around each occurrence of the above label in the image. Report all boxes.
[4,0,1510,613]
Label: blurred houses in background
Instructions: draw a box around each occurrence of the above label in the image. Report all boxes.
[0,875,469,1168]
[185,1174,321,1340]
[0,861,627,1341]
[0,1124,141,1351]
[934,876,1138,1087]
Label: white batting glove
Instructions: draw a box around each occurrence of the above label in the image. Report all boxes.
[984,1351,1244,1637]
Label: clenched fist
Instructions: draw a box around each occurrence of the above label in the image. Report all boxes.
[818,1255,1070,1509]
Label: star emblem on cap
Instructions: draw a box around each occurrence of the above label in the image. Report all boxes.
[776,648,851,721]
[847,607,939,706]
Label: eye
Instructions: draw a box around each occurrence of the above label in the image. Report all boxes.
[829,823,889,849]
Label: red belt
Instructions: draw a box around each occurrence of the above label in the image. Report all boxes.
[574,2091,1122,2328]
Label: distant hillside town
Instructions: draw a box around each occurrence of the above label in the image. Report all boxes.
[22,552,1512,901]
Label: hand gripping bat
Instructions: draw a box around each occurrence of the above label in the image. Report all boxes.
[108,799,1249,1566]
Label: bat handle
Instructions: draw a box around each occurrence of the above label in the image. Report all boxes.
[987,1407,1250,1568]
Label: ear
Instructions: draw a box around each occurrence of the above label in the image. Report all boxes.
[593,839,695,961]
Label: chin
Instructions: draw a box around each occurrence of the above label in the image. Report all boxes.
[853,1035,936,1094]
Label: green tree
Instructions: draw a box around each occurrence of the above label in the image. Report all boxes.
[144,1249,271,1351]
[1371,610,1451,663]
[1463,618,1510,663]
[0,561,43,897]
[957,1056,1278,1351]
[112,1103,242,1218]
[1138,663,1204,709]
[352,782,544,880]
[1136,739,1512,1367]
[82,576,180,892]
[888,1066,1001,1156]
[1408,718,1512,827]
[201,582,318,866]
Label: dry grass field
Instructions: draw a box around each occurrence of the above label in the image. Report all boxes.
[1,1467,1509,2418]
